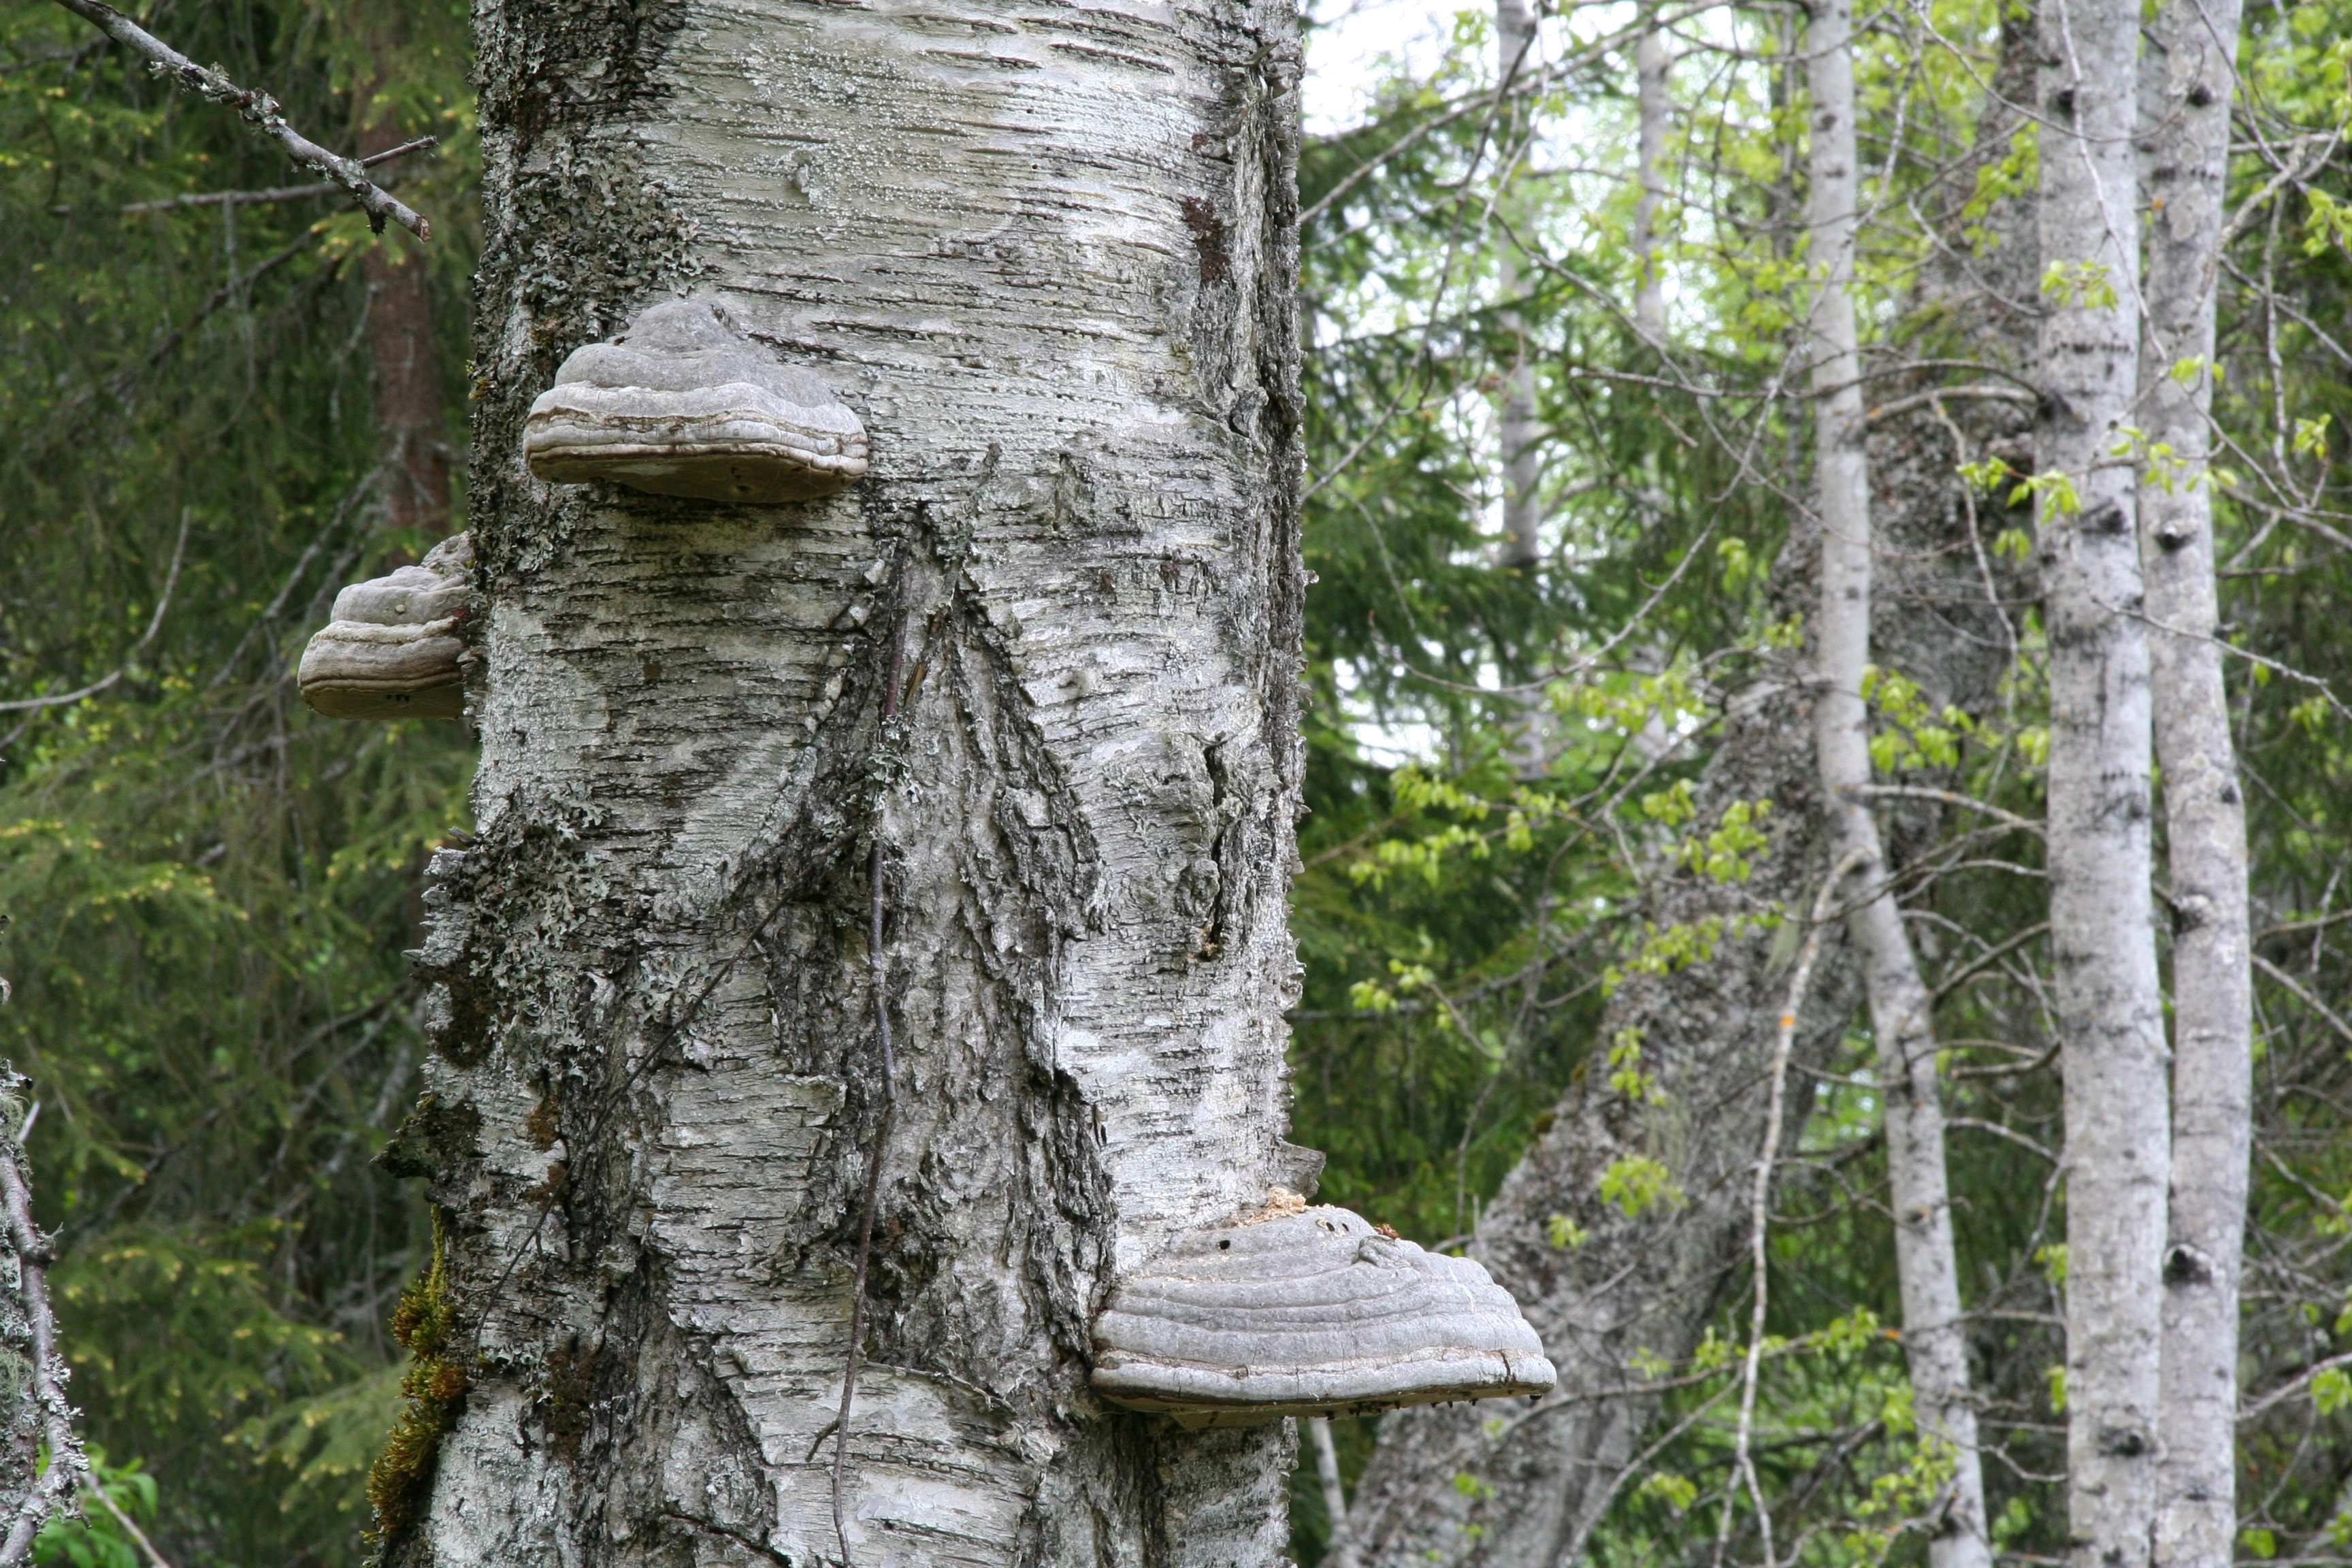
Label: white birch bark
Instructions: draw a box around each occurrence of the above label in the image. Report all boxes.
[1633,11,1668,342]
[2035,0,2169,1561]
[1498,0,1543,570]
[1803,2,1991,1563]
[2140,1,2251,1562]
[386,0,1309,1563]
[1309,1415,1349,1533]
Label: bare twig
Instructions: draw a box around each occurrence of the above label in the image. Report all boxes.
[44,0,429,238]
[120,135,438,216]
[1864,382,2037,424]
[0,510,189,715]
[2253,954,2352,1051]
[1719,849,1867,1568]
[80,1478,172,1568]
[1850,783,2043,836]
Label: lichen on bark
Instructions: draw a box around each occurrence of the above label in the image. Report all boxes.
[382,0,1310,1561]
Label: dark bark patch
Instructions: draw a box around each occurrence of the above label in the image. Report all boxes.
[1179,197,1231,284]
[2096,1425,2151,1458]
[376,1094,483,1181]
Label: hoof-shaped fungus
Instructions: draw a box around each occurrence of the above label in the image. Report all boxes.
[298,534,470,721]
[524,299,869,503]
[1092,1200,1556,1427]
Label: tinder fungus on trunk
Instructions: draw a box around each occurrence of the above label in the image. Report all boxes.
[297,533,470,721]
[1092,1201,1556,1427]
[523,299,870,503]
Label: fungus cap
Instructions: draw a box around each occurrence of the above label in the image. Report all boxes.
[297,534,471,721]
[524,299,869,503]
[1092,1203,1556,1428]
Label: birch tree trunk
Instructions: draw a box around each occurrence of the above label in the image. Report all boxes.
[1497,0,1543,570]
[2140,1,2252,1562]
[1633,10,1668,342]
[2034,0,2168,1561]
[1802,1,1991,1561]
[384,1,1308,1562]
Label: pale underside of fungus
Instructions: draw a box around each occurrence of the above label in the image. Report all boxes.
[297,533,471,721]
[523,298,870,504]
[1091,1199,1557,1427]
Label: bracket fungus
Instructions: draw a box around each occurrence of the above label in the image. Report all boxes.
[1092,1198,1556,1427]
[297,534,470,721]
[523,299,868,503]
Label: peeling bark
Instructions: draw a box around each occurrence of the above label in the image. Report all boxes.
[2139,0,2251,1562]
[389,0,1309,1561]
[2034,0,2168,1559]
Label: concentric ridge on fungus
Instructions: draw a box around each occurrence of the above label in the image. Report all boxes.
[297,534,471,721]
[523,298,870,503]
[1091,1200,1557,1427]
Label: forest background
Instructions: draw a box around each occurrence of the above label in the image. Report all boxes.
[2,0,2351,1562]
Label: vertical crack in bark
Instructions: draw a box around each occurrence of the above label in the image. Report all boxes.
[406,0,1308,1556]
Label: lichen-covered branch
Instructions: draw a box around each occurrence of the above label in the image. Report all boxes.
[0,1068,86,1567]
[44,0,430,239]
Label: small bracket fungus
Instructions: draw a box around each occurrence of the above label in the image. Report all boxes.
[1092,1201,1556,1427]
[523,299,869,503]
[297,534,471,721]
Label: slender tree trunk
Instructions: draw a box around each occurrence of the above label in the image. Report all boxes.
[389,1,1307,1563]
[1326,429,2021,1565]
[2140,1,2251,1563]
[1328,24,2037,1554]
[1498,0,1542,571]
[1803,3,1990,1563]
[1328,589,1864,1568]
[2035,0,2168,1561]
[350,5,453,540]
[1310,1415,1350,1533]
[1633,10,1668,342]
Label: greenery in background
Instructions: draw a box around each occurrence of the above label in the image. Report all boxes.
[1280,0,2352,1561]
[1,0,2349,1564]
[1,0,472,1561]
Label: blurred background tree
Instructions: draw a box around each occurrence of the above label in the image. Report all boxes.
[1,1,470,1561]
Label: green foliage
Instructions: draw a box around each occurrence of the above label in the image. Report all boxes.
[0,0,474,1561]
[35,1450,157,1568]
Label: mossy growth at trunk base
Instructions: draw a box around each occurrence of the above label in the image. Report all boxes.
[367,1212,466,1557]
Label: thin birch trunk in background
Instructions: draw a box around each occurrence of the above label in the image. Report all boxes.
[1498,0,1543,570]
[1803,1,1992,1561]
[1309,1416,1350,1535]
[1633,9,1668,341]
[2035,0,2168,1560]
[2140,0,2253,1561]
[1326,20,2034,1568]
